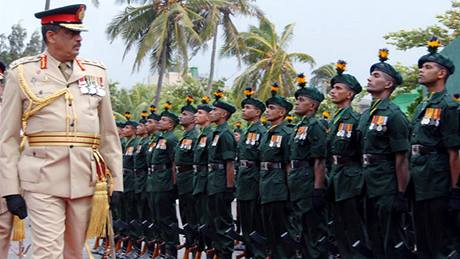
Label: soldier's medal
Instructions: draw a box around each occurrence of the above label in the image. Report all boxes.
[136,144,142,153]
[276,135,282,147]
[345,123,353,138]
[156,139,167,150]
[255,133,260,145]
[199,136,207,147]
[211,135,219,146]
[148,141,156,152]
[78,77,88,88]
[433,108,441,127]
[126,146,134,155]
[336,123,344,137]
[369,116,377,130]
[245,132,253,145]
[296,126,307,140]
[96,86,106,97]
[423,108,434,125]
[181,139,192,150]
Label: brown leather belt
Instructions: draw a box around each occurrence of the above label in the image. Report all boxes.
[290,160,310,169]
[362,154,394,166]
[27,132,100,148]
[260,162,283,171]
[332,155,353,165]
[239,160,258,169]
[176,165,194,173]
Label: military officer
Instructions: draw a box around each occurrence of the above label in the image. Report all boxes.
[327,61,369,258]
[121,115,140,221]
[410,37,460,258]
[175,96,199,232]
[116,120,126,151]
[258,83,293,258]
[207,90,237,259]
[0,4,123,258]
[192,96,214,255]
[236,88,267,258]
[150,102,180,258]
[0,61,13,259]
[145,105,161,220]
[357,49,410,259]
[133,111,151,220]
[287,74,328,259]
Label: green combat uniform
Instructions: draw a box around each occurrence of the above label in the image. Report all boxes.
[327,63,369,259]
[175,99,199,228]
[358,53,410,259]
[258,84,293,259]
[410,39,460,259]
[133,117,151,221]
[145,109,160,222]
[150,106,179,256]
[207,95,237,259]
[288,84,328,259]
[236,88,267,258]
[122,120,140,222]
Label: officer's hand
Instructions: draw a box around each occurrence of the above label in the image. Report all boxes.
[5,194,27,219]
[448,188,460,211]
[392,192,409,213]
[312,188,327,211]
[109,191,122,209]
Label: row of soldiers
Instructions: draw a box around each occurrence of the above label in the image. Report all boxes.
[96,38,460,259]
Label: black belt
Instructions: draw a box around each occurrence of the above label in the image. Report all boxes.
[260,162,283,171]
[362,154,394,166]
[411,144,445,156]
[133,168,146,174]
[150,164,170,172]
[176,165,194,173]
[193,165,208,173]
[239,160,258,169]
[290,160,310,169]
[208,163,225,171]
[332,155,353,165]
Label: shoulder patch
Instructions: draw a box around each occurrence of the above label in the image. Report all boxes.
[78,58,106,70]
[8,55,41,70]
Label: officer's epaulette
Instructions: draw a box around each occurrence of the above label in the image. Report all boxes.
[8,55,41,70]
[78,58,106,70]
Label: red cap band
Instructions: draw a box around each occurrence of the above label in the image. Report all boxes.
[41,14,80,25]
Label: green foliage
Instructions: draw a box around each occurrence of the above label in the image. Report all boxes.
[310,63,335,93]
[0,23,41,65]
[384,1,460,50]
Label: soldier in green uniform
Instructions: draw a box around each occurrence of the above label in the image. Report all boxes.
[235,88,267,258]
[122,115,141,222]
[207,90,237,259]
[357,49,410,259]
[133,111,151,221]
[175,96,199,232]
[150,102,180,258]
[116,120,126,150]
[258,83,293,258]
[288,74,328,259]
[192,96,214,256]
[145,105,161,224]
[327,61,369,258]
[410,37,460,258]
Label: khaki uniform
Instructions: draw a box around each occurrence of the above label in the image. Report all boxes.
[0,51,123,259]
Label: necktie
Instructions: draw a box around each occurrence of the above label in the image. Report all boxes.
[58,62,72,81]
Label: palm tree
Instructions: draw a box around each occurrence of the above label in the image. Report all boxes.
[194,0,264,94]
[310,63,335,94]
[106,0,202,106]
[231,18,315,101]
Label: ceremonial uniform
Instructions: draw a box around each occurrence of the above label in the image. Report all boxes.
[133,133,151,220]
[122,132,140,221]
[145,131,160,223]
[0,49,122,259]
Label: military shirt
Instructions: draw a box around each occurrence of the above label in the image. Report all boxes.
[133,135,150,193]
[288,115,327,202]
[327,106,363,201]
[149,130,178,192]
[207,122,237,195]
[120,137,127,153]
[145,133,159,193]
[410,89,460,201]
[358,98,410,198]
[236,121,267,201]
[258,121,293,204]
[175,127,199,195]
[192,125,213,195]
[123,136,140,192]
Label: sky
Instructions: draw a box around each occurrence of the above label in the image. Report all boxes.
[0,0,453,89]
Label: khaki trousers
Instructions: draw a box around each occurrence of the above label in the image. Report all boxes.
[0,209,13,259]
[24,191,92,259]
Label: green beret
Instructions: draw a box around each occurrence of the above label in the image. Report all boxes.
[181,96,197,113]
[197,96,213,112]
[241,87,266,112]
[418,36,455,75]
[116,120,125,128]
[294,74,324,103]
[125,120,139,127]
[213,90,236,114]
[370,49,403,86]
[161,101,179,124]
[265,83,293,112]
[330,60,362,94]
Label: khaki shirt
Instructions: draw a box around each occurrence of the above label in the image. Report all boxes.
[0,101,7,214]
[0,51,123,199]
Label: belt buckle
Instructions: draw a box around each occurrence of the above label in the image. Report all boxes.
[193,165,198,173]
[290,161,295,169]
[208,164,212,172]
[261,162,268,171]
[411,145,421,156]
[240,160,247,168]
[175,166,180,172]
[363,155,370,166]
[333,156,338,165]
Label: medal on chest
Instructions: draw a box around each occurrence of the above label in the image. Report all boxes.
[148,141,157,152]
[198,136,207,147]
[245,132,260,145]
[180,139,193,150]
[78,76,106,97]
[337,123,353,138]
[295,126,308,140]
[135,144,143,154]
[269,135,282,148]
[369,115,388,132]
[125,146,134,156]
[156,139,167,150]
[211,135,219,146]
[421,107,441,126]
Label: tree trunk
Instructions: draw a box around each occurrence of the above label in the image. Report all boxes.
[206,26,219,94]
[154,47,167,107]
